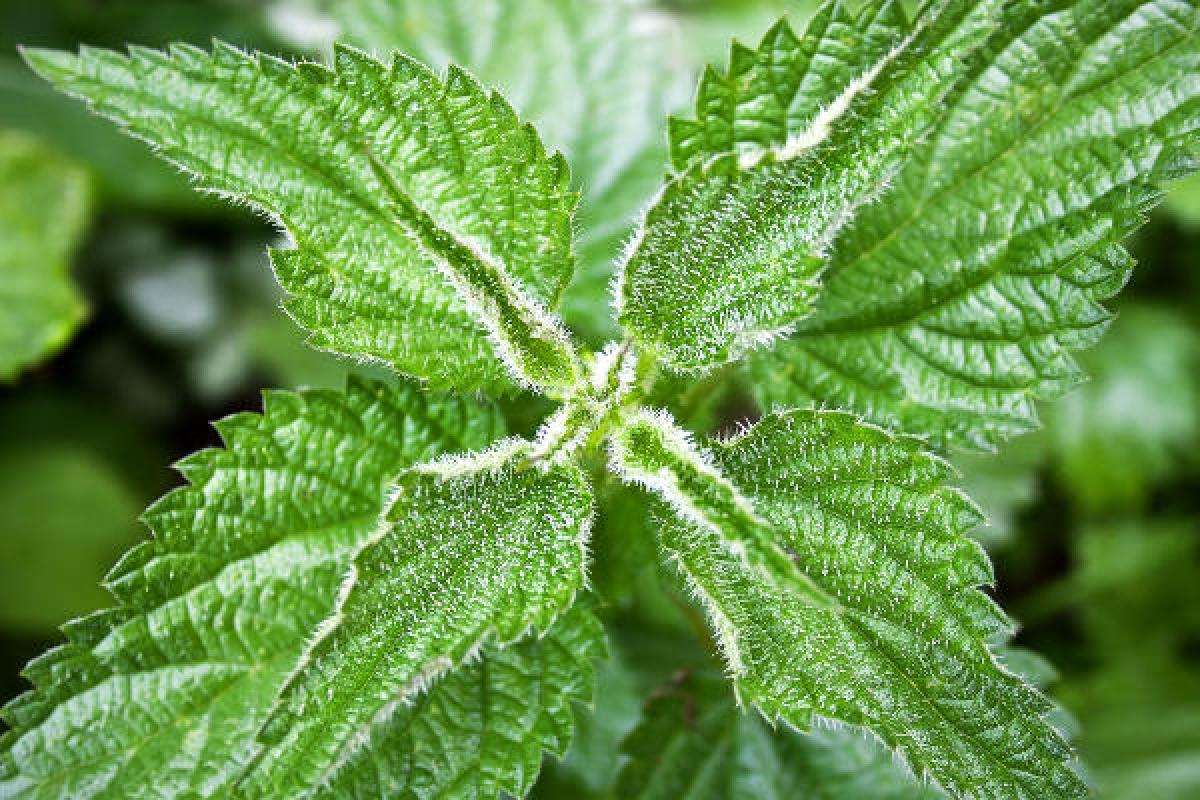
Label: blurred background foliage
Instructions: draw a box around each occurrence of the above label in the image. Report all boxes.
[0,1,1197,797]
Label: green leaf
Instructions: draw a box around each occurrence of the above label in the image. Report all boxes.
[241,440,594,796]
[618,0,1004,372]
[0,445,141,634]
[0,380,504,799]
[315,604,605,800]
[0,128,90,381]
[1043,304,1200,514]
[950,434,1045,548]
[616,672,943,799]
[616,154,829,371]
[667,1,910,172]
[533,627,673,799]
[669,0,1200,449]
[610,408,1083,798]
[326,0,688,342]
[1051,520,1200,800]
[22,42,581,395]
[668,0,823,70]
[1164,169,1200,225]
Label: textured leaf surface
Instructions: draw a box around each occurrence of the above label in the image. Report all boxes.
[316,604,604,800]
[616,155,830,371]
[0,129,90,381]
[616,673,941,799]
[327,0,687,342]
[668,0,1200,449]
[612,408,1083,798]
[0,381,503,799]
[242,441,593,796]
[619,0,1002,371]
[23,42,580,394]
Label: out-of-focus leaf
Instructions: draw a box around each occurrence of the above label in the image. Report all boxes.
[87,219,364,396]
[660,0,821,68]
[1043,305,1200,514]
[1070,520,1199,657]
[534,617,724,800]
[0,390,164,634]
[0,60,201,211]
[1050,520,1200,800]
[1064,659,1200,800]
[1165,170,1200,227]
[0,447,141,633]
[0,129,90,381]
[953,435,1046,549]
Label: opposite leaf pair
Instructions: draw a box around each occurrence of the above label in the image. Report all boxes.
[6,0,1199,797]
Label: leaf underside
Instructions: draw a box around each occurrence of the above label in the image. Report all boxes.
[670,0,1200,450]
[23,42,580,395]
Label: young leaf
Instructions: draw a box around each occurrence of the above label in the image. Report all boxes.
[326,0,688,341]
[610,408,1083,798]
[616,155,829,371]
[617,0,1001,372]
[316,604,604,800]
[670,0,1200,449]
[0,381,503,799]
[241,440,594,796]
[22,42,581,395]
[616,673,942,799]
[667,1,909,171]
[0,129,90,381]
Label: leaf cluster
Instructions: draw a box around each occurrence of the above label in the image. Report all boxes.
[2,1,1198,798]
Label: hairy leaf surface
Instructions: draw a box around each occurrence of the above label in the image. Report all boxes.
[328,0,687,341]
[316,604,604,800]
[0,130,90,381]
[611,408,1083,798]
[618,0,1006,371]
[669,0,1200,448]
[616,673,942,799]
[23,42,581,394]
[0,381,503,798]
[242,441,593,796]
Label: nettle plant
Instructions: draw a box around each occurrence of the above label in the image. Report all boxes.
[3,0,1198,798]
